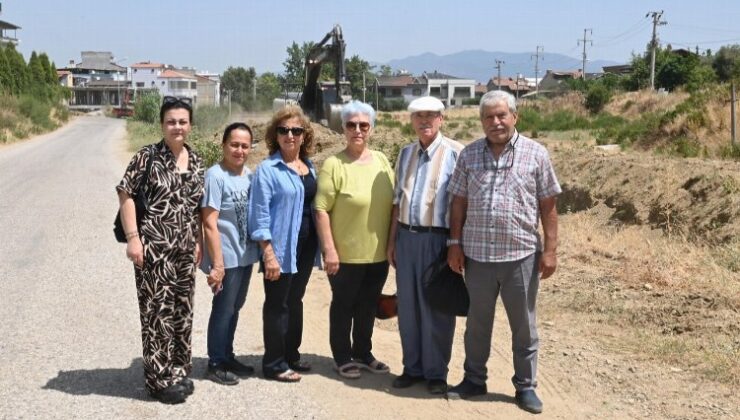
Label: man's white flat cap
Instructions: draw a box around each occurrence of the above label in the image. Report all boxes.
[408,96,445,113]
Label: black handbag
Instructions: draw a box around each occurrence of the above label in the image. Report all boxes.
[113,148,154,243]
[423,249,469,316]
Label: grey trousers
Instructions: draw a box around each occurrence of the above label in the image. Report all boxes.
[395,228,456,380]
[463,253,540,391]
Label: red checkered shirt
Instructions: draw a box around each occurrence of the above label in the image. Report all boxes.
[447,132,561,262]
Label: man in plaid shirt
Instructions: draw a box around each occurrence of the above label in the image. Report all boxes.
[445,90,560,415]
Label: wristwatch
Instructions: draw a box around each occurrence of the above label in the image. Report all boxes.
[446,238,461,246]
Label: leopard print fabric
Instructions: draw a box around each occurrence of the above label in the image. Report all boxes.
[117,140,204,393]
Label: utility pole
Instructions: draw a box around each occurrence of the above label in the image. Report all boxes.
[362,72,366,102]
[226,89,233,116]
[731,83,737,146]
[374,78,379,111]
[647,10,667,90]
[578,28,593,79]
[515,73,522,99]
[494,59,505,90]
[531,46,544,97]
[252,78,257,109]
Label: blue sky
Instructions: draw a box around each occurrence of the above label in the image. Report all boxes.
[6,0,740,75]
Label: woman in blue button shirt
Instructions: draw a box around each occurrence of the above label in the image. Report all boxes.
[200,122,261,386]
[249,106,319,382]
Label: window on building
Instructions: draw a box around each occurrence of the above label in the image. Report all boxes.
[162,81,166,86]
[151,69,154,73]
[134,68,137,73]
[412,88,421,96]
[453,87,469,97]
[136,82,144,87]
[151,81,155,86]
[430,87,441,97]
[391,88,401,96]
[190,81,196,89]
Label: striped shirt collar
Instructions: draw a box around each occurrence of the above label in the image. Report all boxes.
[416,132,444,157]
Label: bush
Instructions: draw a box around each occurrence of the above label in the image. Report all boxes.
[585,84,611,114]
[18,95,54,130]
[194,105,229,134]
[134,92,161,124]
[673,137,702,157]
[718,143,740,160]
[380,98,407,111]
[462,97,479,106]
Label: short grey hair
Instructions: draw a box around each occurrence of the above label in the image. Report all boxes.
[479,90,517,116]
[341,100,377,127]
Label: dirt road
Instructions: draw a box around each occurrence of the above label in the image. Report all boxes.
[0,116,734,419]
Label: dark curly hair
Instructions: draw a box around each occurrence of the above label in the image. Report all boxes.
[264,105,315,159]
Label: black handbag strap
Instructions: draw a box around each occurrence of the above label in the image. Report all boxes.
[138,145,155,200]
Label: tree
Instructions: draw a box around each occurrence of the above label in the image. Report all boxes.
[344,55,375,100]
[5,44,29,95]
[713,44,740,82]
[221,66,256,109]
[256,72,281,110]
[378,65,392,76]
[28,51,48,85]
[38,53,56,85]
[281,41,311,90]
[625,46,715,91]
[0,47,10,93]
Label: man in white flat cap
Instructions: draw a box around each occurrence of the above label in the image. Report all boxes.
[386,96,464,395]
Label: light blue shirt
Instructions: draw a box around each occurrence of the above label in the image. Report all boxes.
[200,163,260,272]
[249,152,318,274]
[393,133,463,228]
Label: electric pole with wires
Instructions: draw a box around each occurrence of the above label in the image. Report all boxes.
[647,10,667,90]
[578,29,592,79]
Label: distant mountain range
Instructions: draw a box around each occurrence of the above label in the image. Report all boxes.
[379,50,620,83]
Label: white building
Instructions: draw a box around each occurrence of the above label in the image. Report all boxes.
[376,71,475,107]
[130,61,198,103]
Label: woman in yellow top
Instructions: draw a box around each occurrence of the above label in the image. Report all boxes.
[315,100,395,380]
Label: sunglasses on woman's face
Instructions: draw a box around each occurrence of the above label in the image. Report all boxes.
[345,121,371,132]
[276,126,305,136]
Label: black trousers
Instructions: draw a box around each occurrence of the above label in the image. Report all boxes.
[262,232,318,374]
[328,261,389,366]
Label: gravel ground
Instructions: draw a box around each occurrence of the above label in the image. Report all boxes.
[0,116,323,419]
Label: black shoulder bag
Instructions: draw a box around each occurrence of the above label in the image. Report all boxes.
[114,147,154,243]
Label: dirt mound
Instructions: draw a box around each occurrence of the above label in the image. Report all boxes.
[551,143,740,244]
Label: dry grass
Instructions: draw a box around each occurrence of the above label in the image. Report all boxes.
[606,90,689,118]
[553,210,740,384]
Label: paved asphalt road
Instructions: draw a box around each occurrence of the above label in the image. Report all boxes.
[0,117,323,419]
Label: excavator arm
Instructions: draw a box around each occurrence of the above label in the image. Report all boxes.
[300,25,352,132]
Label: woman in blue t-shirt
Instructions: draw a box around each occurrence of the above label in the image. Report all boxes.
[200,122,261,385]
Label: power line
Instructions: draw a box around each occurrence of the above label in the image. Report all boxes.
[598,17,650,44]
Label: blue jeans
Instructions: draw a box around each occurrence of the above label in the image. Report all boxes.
[207,265,253,366]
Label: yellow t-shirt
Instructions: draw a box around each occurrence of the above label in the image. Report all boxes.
[314,150,394,263]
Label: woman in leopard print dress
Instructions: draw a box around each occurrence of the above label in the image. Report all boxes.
[116,97,204,404]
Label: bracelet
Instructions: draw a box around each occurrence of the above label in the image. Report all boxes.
[125,231,139,239]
